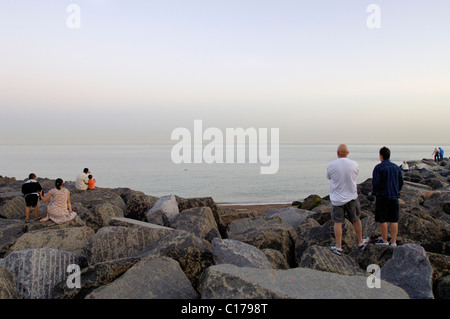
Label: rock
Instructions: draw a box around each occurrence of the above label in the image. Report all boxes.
[0,219,25,257]
[436,275,450,299]
[299,245,365,276]
[0,248,87,299]
[81,203,124,231]
[70,189,126,212]
[381,244,434,299]
[398,207,450,254]
[295,219,358,263]
[217,206,258,228]
[0,196,26,219]
[198,264,409,299]
[0,267,18,299]
[52,257,140,299]
[136,231,214,289]
[294,194,323,210]
[84,225,175,265]
[125,193,158,221]
[264,206,312,231]
[211,238,272,269]
[176,196,225,237]
[349,244,395,270]
[171,207,221,241]
[146,194,179,226]
[227,216,297,267]
[261,249,289,269]
[85,255,198,299]
[7,226,94,256]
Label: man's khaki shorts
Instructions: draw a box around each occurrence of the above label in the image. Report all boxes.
[331,199,361,223]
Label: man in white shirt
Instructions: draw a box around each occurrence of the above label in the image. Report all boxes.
[76,168,90,190]
[327,144,369,255]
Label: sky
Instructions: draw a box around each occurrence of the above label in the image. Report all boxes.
[0,0,449,144]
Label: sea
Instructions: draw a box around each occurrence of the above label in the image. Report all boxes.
[1,143,447,204]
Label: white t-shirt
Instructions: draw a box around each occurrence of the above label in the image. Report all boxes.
[327,157,359,206]
[75,173,89,190]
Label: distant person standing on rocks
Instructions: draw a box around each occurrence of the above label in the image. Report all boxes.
[432,148,440,162]
[75,168,90,190]
[372,146,404,247]
[21,173,43,223]
[327,144,369,256]
[40,178,77,224]
[439,147,444,161]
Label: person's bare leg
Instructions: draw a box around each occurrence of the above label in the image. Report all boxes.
[390,223,398,244]
[352,219,363,244]
[379,222,388,242]
[34,205,40,219]
[334,223,343,249]
[25,206,31,222]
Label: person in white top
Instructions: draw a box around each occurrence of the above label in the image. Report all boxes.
[75,168,90,190]
[327,144,369,255]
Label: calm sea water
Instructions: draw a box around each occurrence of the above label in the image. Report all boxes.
[0,143,447,204]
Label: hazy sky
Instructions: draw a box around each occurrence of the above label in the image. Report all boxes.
[1,0,449,144]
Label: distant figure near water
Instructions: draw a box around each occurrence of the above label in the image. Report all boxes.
[432,148,440,162]
[326,144,369,256]
[40,178,77,224]
[76,168,90,190]
[439,147,444,161]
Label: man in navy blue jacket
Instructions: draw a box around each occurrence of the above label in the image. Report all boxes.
[372,147,404,246]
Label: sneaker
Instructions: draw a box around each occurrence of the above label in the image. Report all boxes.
[375,239,389,246]
[358,236,370,250]
[389,241,397,247]
[330,245,343,256]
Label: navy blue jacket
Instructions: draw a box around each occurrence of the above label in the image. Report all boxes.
[372,160,404,199]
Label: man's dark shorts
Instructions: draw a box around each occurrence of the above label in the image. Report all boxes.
[375,197,399,223]
[331,199,361,223]
[25,194,39,207]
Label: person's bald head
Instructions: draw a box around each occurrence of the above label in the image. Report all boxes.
[337,144,349,158]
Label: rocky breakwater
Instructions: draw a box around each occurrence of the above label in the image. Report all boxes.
[0,158,448,299]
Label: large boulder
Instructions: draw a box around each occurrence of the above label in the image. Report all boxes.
[299,245,365,276]
[0,219,25,257]
[217,206,259,228]
[0,267,18,299]
[227,216,297,267]
[83,225,175,265]
[85,255,198,299]
[177,196,225,237]
[146,195,179,226]
[381,244,434,299]
[295,219,358,263]
[136,231,214,289]
[264,206,312,232]
[125,193,158,221]
[52,257,140,299]
[211,238,272,269]
[80,203,124,231]
[0,248,87,299]
[0,196,26,219]
[70,189,126,212]
[198,264,409,299]
[7,226,94,256]
[171,207,221,241]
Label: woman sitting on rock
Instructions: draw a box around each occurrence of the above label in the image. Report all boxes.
[40,178,77,224]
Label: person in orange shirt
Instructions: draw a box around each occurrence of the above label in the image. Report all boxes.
[88,175,96,190]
